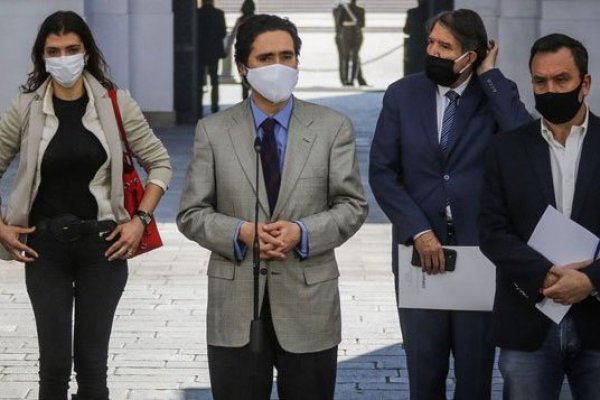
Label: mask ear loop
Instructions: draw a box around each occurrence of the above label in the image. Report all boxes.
[455,51,473,74]
[240,65,252,91]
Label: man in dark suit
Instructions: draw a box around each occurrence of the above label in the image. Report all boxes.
[333,0,366,86]
[369,9,531,399]
[196,0,226,118]
[479,33,600,400]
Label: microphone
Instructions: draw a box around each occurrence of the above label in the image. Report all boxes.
[254,137,262,153]
[250,137,263,354]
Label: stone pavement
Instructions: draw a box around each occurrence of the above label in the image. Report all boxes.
[0,84,572,399]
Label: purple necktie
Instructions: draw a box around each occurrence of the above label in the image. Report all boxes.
[260,118,280,214]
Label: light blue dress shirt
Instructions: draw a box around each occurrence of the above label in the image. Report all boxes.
[233,97,309,261]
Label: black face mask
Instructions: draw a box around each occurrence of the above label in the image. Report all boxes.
[534,81,584,124]
[425,54,467,87]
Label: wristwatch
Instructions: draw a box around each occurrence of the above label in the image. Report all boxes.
[135,209,152,227]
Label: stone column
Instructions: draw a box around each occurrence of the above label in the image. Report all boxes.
[84,0,131,89]
[455,0,500,39]
[129,0,174,126]
[541,0,600,114]
[0,0,84,112]
[456,0,540,111]
[497,0,541,111]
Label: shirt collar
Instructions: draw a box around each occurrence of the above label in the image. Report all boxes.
[42,75,96,116]
[540,105,589,145]
[250,96,294,130]
[437,73,472,98]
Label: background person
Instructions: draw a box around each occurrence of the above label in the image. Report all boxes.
[196,0,226,118]
[333,0,366,86]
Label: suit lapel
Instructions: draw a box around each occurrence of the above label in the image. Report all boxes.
[227,101,270,216]
[272,100,316,219]
[571,113,600,221]
[525,123,556,207]
[445,77,484,161]
[417,80,442,161]
[27,99,44,165]
[26,84,49,175]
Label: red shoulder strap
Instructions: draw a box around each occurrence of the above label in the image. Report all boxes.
[108,89,134,167]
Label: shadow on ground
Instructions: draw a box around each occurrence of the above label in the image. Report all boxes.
[180,343,407,400]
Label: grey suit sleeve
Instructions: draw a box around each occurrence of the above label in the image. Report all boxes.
[177,120,241,260]
[299,117,368,256]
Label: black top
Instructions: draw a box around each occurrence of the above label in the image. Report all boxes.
[30,94,107,223]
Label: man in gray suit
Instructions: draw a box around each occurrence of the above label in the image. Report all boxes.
[177,14,368,400]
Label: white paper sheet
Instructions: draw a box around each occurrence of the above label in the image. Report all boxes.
[528,206,600,324]
[397,245,496,311]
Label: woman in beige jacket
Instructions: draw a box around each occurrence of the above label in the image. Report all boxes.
[0,11,171,400]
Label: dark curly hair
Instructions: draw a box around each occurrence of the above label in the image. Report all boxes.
[22,10,114,93]
[234,14,302,66]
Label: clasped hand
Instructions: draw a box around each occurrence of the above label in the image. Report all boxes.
[240,221,301,261]
[542,259,594,305]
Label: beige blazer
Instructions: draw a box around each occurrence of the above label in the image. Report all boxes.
[177,98,368,353]
[0,72,172,260]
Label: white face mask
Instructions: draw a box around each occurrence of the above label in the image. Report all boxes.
[45,53,85,88]
[245,63,299,104]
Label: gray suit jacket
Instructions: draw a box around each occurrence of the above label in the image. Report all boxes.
[177,98,368,353]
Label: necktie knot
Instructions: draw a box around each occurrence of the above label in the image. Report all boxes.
[261,118,276,136]
[445,90,459,103]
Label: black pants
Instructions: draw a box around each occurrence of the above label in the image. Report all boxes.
[337,28,363,85]
[208,290,338,400]
[25,230,128,400]
[198,60,219,116]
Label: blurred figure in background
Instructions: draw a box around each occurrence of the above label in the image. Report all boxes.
[229,0,256,99]
[196,0,226,118]
[333,0,368,86]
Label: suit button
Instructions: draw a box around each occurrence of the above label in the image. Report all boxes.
[260,268,268,275]
[443,174,450,181]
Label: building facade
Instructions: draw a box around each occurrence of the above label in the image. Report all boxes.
[0,0,598,122]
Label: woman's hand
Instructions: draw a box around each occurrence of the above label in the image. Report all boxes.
[104,217,145,261]
[0,223,38,262]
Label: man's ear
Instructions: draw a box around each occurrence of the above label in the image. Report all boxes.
[237,63,246,76]
[466,50,478,66]
[581,73,592,98]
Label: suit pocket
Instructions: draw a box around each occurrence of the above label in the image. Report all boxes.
[303,262,339,285]
[207,260,235,280]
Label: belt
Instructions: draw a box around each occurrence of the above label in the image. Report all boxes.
[34,214,117,243]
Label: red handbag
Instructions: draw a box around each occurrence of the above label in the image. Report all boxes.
[108,89,163,256]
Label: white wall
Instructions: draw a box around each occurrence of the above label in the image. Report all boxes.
[0,0,84,111]
[540,0,600,113]
[129,0,173,113]
[0,0,173,118]
[456,0,600,114]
